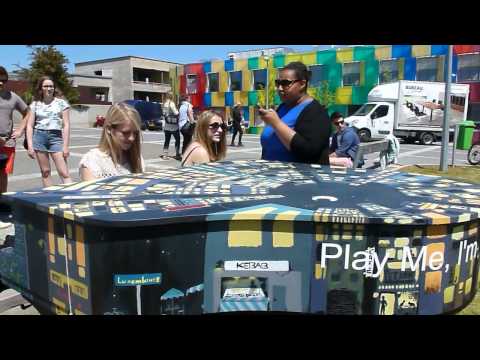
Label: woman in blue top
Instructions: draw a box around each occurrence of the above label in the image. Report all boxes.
[259,62,331,164]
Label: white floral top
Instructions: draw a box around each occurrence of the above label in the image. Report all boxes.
[79,148,145,179]
[30,98,70,130]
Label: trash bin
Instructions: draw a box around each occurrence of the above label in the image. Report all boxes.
[456,120,476,150]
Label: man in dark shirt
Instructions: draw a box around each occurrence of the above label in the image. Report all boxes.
[329,112,363,168]
[230,103,244,147]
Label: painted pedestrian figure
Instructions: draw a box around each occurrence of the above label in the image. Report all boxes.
[380,295,388,315]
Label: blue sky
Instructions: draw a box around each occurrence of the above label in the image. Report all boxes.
[0,45,336,73]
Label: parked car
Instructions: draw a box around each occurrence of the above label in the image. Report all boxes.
[123,100,164,131]
[94,115,106,127]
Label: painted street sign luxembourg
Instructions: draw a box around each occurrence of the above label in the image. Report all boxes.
[224,260,289,272]
[114,273,162,287]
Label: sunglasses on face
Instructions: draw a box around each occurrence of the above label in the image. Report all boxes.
[208,122,227,131]
[274,79,300,88]
[334,120,345,126]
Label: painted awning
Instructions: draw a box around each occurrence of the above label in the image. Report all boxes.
[160,288,184,300]
[220,298,269,312]
[186,284,204,295]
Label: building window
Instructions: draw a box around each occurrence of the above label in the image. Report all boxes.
[229,71,242,91]
[379,59,399,83]
[207,73,219,92]
[94,70,102,76]
[95,92,106,101]
[186,74,198,95]
[309,64,328,87]
[252,69,267,90]
[457,53,480,82]
[343,62,360,86]
[416,56,438,82]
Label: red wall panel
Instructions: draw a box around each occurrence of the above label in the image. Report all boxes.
[454,45,475,55]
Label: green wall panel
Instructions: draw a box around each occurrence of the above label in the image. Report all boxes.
[353,46,375,61]
[352,86,369,105]
[273,54,285,68]
[316,50,337,65]
[364,60,379,88]
[248,91,258,106]
[248,57,259,70]
[328,63,342,89]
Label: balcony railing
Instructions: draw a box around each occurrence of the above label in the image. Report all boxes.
[132,80,170,86]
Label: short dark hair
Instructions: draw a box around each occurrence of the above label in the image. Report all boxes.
[0,66,8,81]
[282,61,311,84]
[330,112,344,122]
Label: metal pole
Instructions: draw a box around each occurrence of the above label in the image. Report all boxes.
[136,285,142,315]
[440,45,453,172]
[265,57,269,110]
[452,124,459,166]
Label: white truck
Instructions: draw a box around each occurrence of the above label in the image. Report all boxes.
[344,80,470,145]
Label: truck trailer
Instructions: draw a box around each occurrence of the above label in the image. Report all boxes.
[344,81,470,145]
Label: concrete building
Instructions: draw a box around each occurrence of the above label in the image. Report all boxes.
[70,56,181,104]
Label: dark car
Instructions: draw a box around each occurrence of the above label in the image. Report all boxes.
[123,100,164,131]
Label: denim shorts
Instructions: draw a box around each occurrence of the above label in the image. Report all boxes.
[33,129,64,152]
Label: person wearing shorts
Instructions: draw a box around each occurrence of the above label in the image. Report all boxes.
[0,66,30,194]
[26,76,72,188]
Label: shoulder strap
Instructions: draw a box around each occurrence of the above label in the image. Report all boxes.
[181,145,201,167]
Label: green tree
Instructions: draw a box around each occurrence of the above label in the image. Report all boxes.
[314,80,336,108]
[14,45,79,104]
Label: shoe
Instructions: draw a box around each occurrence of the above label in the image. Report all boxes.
[229,144,236,147]
[238,143,244,146]
[174,155,182,161]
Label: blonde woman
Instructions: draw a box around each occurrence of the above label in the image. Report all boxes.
[26,76,72,187]
[181,110,227,167]
[79,103,145,180]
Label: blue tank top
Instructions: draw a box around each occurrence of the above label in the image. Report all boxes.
[260,99,313,162]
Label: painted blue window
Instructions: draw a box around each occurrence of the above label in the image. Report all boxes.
[225,92,234,106]
[404,58,416,80]
[252,69,267,90]
[379,59,399,83]
[309,64,328,87]
[203,62,212,73]
[342,62,360,86]
[416,56,438,82]
[392,45,411,59]
[431,45,448,56]
[457,53,480,81]
[204,93,211,107]
[224,59,234,72]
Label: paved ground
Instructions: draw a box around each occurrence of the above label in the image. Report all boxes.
[0,126,473,315]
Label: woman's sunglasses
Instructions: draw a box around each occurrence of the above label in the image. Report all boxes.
[274,79,300,88]
[208,122,227,131]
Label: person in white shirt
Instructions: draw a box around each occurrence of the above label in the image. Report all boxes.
[178,94,195,154]
[26,76,72,187]
[79,103,145,181]
[161,93,181,160]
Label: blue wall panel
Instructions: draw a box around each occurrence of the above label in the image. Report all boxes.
[224,59,234,72]
[404,57,417,80]
[204,93,212,107]
[392,45,411,59]
[431,45,448,56]
[203,62,212,73]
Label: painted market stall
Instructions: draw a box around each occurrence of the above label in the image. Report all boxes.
[0,160,479,315]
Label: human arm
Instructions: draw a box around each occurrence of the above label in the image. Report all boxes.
[62,108,70,159]
[187,104,194,122]
[12,95,30,139]
[182,145,210,166]
[79,165,97,181]
[170,101,179,116]
[290,101,331,162]
[26,105,35,159]
[258,107,296,151]
[334,131,356,158]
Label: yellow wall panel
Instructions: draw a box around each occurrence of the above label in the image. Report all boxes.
[75,225,85,267]
[212,60,224,73]
[211,92,225,107]
[57,237,66,257]
[285,53,302,63]
[336,87,353,104]
[228,220,262,247]
[272,221,294,247]
[444,285,454,303]
[219,71,228,92]
[240,91,249,106]
[234,59,248,71]
[412,45,431,58]
[375,46,392,60]
[249,107,255,127]
[242,70,252,91]
[336,48,354,63]
[301,52,316,65]
[233,92,241,105]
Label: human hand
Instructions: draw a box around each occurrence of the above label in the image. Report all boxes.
[27,148,35,159]
[63,146,70,159]
[0,137,6,147]
[258,107,280,126]
[11,129,23,140]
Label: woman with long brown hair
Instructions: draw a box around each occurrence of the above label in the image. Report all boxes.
[79,103,145,180]
[26,76,72,187]
[181,110,227,167]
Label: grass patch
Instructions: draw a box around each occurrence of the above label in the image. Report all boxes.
[399,165,480,184]
[400,164,480,315]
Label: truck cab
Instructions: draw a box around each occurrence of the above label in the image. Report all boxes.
[345,102,395,142]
